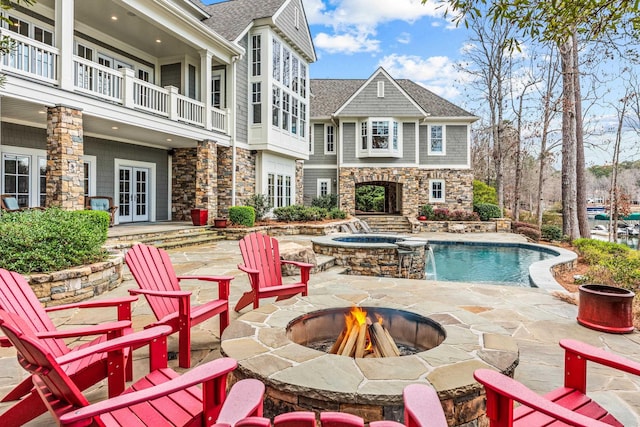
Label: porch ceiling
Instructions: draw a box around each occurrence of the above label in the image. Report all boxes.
[0,97,195,149]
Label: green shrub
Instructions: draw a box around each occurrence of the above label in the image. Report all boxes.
[273,205,329,222]
[473,180,498,204]
[329,208,347,219]
[246,194,272,221]
[573,238,640,291]
[420,204,434,219]
[0,208,109,274]
[229,206,255,227]
[311,194,338,210]
[541,224,563,241]
[473,203,502,221]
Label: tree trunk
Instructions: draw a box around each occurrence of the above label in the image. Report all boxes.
[559,37,580,240]
[573,32,590,238]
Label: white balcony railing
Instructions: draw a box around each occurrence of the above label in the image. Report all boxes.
[0,29,228,135]
[0,31,58,83]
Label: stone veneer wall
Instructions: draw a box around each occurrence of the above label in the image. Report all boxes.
[46,105,84,210]
[339,167,473,217]
[217,146,255,216]
[27,256,123,306]
[295,160,304,205]
[172,148,197,221]
[195,140,218,221]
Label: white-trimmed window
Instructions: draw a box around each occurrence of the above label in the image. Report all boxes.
[251,34,261,76]
[377,81,385,97]
[325,124,335,154]
[317,178,331,196]
[291,99,298,135]
[267,173,293,208]
[272,87,280,127]
[309,125,314,154]
[358,118,402,157]
[272,39,281,82]
[429,179,445,203]
[252,82,262,124]
[282,93,290,131]
[428,125,446,155]
[300,103,306,138]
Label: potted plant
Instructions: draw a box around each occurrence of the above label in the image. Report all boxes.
[577,284,635,334]
[214,218,228,228]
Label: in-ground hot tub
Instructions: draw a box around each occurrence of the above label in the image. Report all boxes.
[311,234,429,279]
[221,294,519,425]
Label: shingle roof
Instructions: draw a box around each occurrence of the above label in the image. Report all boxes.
[310,77,475,119]
[200,0,285,41]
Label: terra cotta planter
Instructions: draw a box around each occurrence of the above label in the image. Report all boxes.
[577,284,635,334]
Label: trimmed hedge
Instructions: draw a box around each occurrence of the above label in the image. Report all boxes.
[0,208,109,274]
[273,205,327,222]
[473,203,502,221]
[229,206,255,227]
[541,224,563,241]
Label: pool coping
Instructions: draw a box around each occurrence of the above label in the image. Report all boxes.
[427,240,576,291]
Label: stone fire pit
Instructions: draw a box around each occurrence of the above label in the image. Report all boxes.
[221,294,519,425]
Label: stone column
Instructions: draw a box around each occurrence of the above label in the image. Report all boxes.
[171,148,197,221]
[295,160,304,205]
[196,140,218,222]
[46,105,84,210]
[216,145,233,217]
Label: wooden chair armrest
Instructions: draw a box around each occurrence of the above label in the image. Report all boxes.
[178,275,235,283]
[58,357,238,424]
[36,320,131,340]
[0,336,11,347]
[403,384,447,427]
[129,288,191,298]
[473,369,612,427]
[44,296,137,311]
[237,264,260,275]
[55,325,172,366]
[560,338,640,376]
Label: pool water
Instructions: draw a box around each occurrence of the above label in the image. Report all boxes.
[429,242,556,287]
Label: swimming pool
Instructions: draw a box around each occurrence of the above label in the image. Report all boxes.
[428,241,558,287]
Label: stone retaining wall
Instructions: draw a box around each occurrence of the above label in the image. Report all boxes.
[26,255,124,306]
[413,219,511,233]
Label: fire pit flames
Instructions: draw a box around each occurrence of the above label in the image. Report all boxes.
[330,306,400,358]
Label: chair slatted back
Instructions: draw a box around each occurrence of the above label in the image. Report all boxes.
[0,310,89,410]
[125,244,181,321]
[0,269,68,356]
[239,233,283,289]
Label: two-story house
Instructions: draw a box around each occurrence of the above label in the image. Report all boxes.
[306,68,478,218]
[0,0,314,224]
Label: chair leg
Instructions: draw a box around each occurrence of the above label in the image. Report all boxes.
[234,291,255,312]
[179,325,192,368]
[220,309,230,334]
[1,377,33,402]
[0,389,47,427]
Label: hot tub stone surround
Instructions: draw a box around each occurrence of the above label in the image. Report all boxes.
[221,294,519,426]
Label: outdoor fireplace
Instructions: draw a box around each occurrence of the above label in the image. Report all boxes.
[287,306,446,358]
[221,294,519,426]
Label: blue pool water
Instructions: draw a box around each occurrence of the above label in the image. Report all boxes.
[428,242,557,287]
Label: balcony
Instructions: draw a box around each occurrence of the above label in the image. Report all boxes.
[0,30,229,134]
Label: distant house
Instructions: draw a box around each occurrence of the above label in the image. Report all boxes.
[0,0,314,224]
[306,68,478,217]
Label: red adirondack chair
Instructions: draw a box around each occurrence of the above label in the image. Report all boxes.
[232,384,446,427]
[0,309,265,426]
[235,232,312,312]
[0,268,136,426]
[125,243,232,368]
[474,338,640,426]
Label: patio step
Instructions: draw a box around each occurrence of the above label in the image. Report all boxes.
[106,227,224,250]
[356,215,412,234]
[313,254,336,273]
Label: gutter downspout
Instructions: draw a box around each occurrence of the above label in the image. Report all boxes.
[331,114,339,207]
[231,55,239,207]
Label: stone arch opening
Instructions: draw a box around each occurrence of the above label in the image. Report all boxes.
[354,180,403,214]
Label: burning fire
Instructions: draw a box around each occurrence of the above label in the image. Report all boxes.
[330,306,400,358]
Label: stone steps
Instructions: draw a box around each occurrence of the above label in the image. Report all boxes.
[106,227,225,250]
[356,215,412,234]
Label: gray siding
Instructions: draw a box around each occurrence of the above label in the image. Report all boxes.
[419,124,468,166]
[341,122,416,164]
[303,168,337,205]
[235,35,249,144]
[338,74,422,117]
[2,123,46,149]
[85,137,169,221]
[306,122,336,165]
[274,0,315,61]
[160,63,181,93]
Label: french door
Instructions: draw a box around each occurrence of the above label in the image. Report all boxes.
[118,167,149,222]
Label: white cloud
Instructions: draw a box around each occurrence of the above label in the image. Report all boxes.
[377,54,469,99]
[397,32,411,44]
[314,30,380,54]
